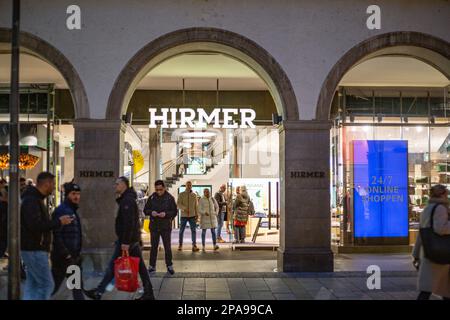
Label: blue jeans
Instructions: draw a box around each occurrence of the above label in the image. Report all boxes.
[216,212,226,238]
[21,251,54,300]
[201,229,217,247]
[179,217,197,246]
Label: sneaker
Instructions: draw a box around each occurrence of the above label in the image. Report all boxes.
[84,289,102,300]
[148,266,156,274]
[202,246,206,252]
[192,245,200,252]
[167,265,175,275]
[178,245,183,251]
[217,237,225,243]
[214,245,220,251]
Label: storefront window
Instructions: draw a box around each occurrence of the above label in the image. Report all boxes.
[331,86,449,247]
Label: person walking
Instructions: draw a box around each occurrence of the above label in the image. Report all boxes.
[85,176,154,300]
[214,184,228,243]
[413,184,450,300]
[51,182,84,300]
[177,181,200,252]
[21,172,73,300]
[199,188,220,252]
[232,186,255,244]
[144,180,178,275]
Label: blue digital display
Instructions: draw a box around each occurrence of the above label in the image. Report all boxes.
[353,140,408,238]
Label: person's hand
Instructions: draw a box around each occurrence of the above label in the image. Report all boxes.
[59,215,73,225]
[413,258,420,270]
[151,211,159,217]
[121,244,129,251]
[159,212,166,218]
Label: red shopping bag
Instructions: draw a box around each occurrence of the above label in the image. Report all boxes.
[114,250,140,292]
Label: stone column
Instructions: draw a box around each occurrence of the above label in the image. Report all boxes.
[277,120,334,272]
[73,119,125,271]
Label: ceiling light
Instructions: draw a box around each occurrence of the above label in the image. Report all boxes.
[416,126,423,133]
[182,138,211,143]
[181,131,217,138]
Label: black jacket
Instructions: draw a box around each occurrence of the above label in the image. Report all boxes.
[52,200,82,258]
[115,188,141,245]
[21,186,61,252]
[144,191,177,230]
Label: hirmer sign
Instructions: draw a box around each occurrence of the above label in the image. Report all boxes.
[148,108,256,129]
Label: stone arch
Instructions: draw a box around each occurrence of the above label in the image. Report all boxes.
[316,31,450,120]
[0,28,90,118]
[106,27,298,121]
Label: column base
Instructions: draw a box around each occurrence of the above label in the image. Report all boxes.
[277,247,334,272]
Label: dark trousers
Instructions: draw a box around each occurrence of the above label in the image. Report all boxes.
[150,226,173,268]
[51,253,84,300]
[97,241,153,294]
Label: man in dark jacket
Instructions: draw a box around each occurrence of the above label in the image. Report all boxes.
[21,172,73,300]
[85,176,154,300]
[51,182,84,300]
[144,180,178,275]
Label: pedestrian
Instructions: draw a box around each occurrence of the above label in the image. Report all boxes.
[144,180,178,275]
[413,184,450,300]
[85,176,154,300]
[177,181,200,252]
[214,184,228,243]
[51,182,84,300]
[232,186,255,244]
[0,186,8,258]
[20,172,73,300]
[20,177,27,195]
[199,188,220,252]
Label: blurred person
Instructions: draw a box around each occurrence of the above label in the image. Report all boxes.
[232,186,255,244]
[21,172,73,300]
[144,180,178,275]
[51,182,84,300]
[214,184,228,243]
[413,184,450,300]
[177,181,200,252]
[85,176,154,300]
[199,188,219,252]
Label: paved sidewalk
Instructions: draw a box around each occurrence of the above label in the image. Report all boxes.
[1,251,428,300]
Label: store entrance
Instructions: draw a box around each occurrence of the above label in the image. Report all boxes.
[122,53,281,268]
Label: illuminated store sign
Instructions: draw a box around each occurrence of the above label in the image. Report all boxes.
[353,140,408,238]
[149,108,256,129]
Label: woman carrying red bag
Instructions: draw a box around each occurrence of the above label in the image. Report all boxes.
[85,177,154,300]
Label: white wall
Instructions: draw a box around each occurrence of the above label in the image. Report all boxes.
[1,0,448,120]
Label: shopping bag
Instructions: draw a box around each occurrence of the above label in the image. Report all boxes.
[420,204,450,264]
[143,218,151,233]
[114,250,140,292]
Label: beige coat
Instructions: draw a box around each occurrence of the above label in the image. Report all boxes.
[198,196,219,230]
[177,190,198,218]
[412,198,450,298]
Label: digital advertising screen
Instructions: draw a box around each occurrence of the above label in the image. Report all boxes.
[352,140,409,239]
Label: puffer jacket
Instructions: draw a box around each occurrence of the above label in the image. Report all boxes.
[115,188,141,245]
[52,200,82,258]
[198,196,219,229]
[233,194,255,224]
[177,190,198,218]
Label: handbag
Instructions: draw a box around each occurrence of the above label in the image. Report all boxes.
[114,250,140,292]
[419,204,450,264]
